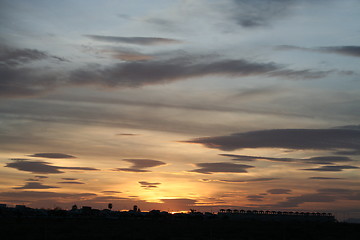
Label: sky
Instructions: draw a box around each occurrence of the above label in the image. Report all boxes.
[0,0,360,219]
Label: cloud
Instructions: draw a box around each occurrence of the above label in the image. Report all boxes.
[116,133,139,136]
[102,191,122,194]
[275,188,360,207]
[109,51,154,61]
[220,153,293,162]
[5,159,99,174]
[227,0,295,28]
[29,153,76,159]
[201,177,279,183]
[58,181,85,184]
[185,127,360,151]
[0,191,96,200]
[247,195,264,202]
[189,162,254,174]
[267,189,292,194]
[160,198,197,208]
[301,165,359,172]
[86,35,182,45]
[13,182,59,189]
[114,159,166,173]
[139,181,161,189]
[334,150,360,156]
[304,156,353,164]
[0,65,61,98]
[309,177,345,180]
[35,176,48,179]
[1,48,331,99]
[277,45,360,57]
[0,45,68,66]
[0,46,47,66]
[69,57,329,89]
[27,175,49,181]
[61,178,78,181]
[220,153,353,164]
[113,168,150,173]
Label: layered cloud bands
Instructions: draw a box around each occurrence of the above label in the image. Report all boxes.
[1,44,331,98]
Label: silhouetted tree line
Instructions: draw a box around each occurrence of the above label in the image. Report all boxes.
[0,204,335,223]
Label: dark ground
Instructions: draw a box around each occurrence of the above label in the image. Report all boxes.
[0,218,359,240]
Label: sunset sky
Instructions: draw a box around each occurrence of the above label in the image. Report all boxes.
[1,0,360,219]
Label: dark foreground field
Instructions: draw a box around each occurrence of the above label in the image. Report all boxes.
[0,218,359,240]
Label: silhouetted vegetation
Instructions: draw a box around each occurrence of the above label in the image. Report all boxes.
[1,205,359,239]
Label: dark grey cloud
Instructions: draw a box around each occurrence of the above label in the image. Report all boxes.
[2,48,330,99]
[114,159,166,173]
[334,150,360,156]
[0,45,47,66]
[189,162,254,174]
[29,153,76,159]
[139,181,161,189]
[305,156,353,165]
[267,189,292,194]
[0,45,68,66]
[5,159,99,174]
[61,178,78,181]
[277,45,360,57]
[0,65,61,98]
[301,165,359,172]
[220,153,293,162]
[220,153,353,164]
[86,35,182,45]
[219,154,256,161]
[13,182,59,189]
[309,177,345,180]
[247,195,264,202]
[275,188,360,207]
[228,0,295,28]
[57,181,85,184]
[70,58,329,89]
[185,127,360,151]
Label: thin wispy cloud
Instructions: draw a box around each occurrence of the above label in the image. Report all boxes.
[86,35,182,45]
[309,177,345,180]
[277,45,360,57]
[57,181,85,184]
